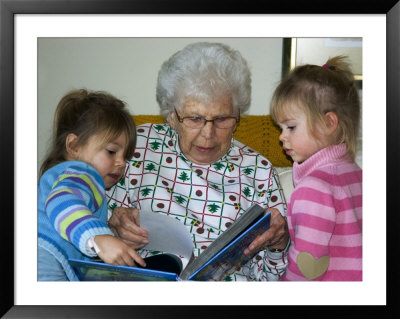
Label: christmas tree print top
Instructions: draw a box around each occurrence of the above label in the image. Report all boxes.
[106,123,287,281]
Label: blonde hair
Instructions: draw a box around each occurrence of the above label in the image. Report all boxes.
[40,89,136,176]
[270,56,360,160]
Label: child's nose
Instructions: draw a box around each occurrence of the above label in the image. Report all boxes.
[115,155,125,167]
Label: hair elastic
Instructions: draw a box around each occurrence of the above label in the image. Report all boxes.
[322,63,329,69]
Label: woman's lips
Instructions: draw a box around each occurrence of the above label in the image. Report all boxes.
[196,146,214,153]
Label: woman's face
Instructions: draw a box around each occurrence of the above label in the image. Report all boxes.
[169,95,237,165]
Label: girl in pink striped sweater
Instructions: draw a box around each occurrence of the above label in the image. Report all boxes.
[270,56,362,281]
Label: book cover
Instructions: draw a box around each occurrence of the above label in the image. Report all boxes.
[69,204,270,281]
[179,203,267,280]
[187,211,271,281]
[70,253,182,281]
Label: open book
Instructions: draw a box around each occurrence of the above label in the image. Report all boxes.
[69,203,271,281]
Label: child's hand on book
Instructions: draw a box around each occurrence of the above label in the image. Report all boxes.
[94,234,146,267]
[243,208,289,256]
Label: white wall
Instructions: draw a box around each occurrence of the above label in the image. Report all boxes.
[38,37,283,171]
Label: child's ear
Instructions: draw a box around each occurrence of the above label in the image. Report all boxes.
[324,112,339,135]
[65,133,80,159]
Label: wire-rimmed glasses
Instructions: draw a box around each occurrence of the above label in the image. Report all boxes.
[174,108,239,129]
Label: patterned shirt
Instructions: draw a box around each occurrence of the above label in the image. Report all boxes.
[282,144,362,281]
[106,123,288,281]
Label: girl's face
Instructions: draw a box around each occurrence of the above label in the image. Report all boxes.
[276,106,330,164]
[73,132,127,189]
[169,95,238,165]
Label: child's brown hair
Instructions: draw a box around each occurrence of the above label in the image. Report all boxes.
[270,56,360,160]
[40,89,136,176]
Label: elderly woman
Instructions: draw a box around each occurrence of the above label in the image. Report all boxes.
[106,42,289,281]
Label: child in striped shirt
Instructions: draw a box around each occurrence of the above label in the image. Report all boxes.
[38,89,145,281]
[270,56,362,281]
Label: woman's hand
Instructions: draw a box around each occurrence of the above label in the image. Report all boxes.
[108,207,149,250]
[243,208,289,256]
[94,234,146,267]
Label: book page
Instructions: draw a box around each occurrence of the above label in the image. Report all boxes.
[139,211,193,268]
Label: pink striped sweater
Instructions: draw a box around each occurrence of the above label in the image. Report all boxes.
[282,144,362,281]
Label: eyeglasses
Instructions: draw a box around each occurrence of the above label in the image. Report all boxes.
[174,108,239,129]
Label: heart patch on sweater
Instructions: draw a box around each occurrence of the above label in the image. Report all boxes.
[297,252,330,280]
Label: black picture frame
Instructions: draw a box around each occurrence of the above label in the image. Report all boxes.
[1,0,399,318]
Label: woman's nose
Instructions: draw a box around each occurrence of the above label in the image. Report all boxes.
[201,121,215,138]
